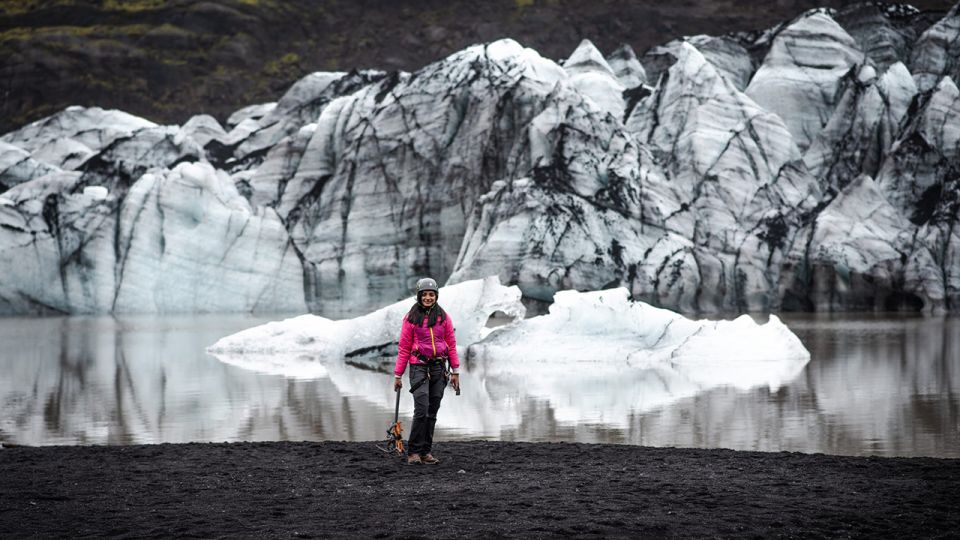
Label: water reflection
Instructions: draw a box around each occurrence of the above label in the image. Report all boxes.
[0,314,957,457]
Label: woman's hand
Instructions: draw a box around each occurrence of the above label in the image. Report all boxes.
[393,377,403,391]
[450,373,460,393]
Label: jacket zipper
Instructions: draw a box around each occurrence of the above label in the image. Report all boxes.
[429,326,437,356]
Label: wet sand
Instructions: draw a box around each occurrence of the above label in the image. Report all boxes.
[1,441,958,538]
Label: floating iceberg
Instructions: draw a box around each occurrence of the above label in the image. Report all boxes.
[465,288,810,426]
[469,287,811,391]
[207,276,527,377]
[208,278,810,431]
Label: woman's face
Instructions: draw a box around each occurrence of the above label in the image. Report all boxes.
[420,290,437,307]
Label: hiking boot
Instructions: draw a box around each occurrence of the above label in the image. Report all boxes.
[421,453,440,464]
[407,453,422,464]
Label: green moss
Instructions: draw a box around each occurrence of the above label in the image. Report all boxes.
[263,52,301,76]
[101,0,166,12]
[1,24,157,41]
[515,0,535,8]
[419,10,440,24]
[145,23,193,38]
[0,1,76,15]
[233,0,285,9]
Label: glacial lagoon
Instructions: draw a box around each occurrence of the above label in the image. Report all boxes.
[1,313,957,458]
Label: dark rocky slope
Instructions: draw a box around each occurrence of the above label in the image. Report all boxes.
[1,0,951,134]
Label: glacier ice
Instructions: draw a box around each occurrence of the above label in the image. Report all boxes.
[468,287,810,392]
[746,11,864,152]
[3,7,960,315]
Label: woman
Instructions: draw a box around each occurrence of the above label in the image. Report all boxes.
[393,277,461,464]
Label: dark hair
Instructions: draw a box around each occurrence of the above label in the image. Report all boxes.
[406,302,446,327]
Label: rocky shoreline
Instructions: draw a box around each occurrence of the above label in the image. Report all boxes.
[1,441,958,538]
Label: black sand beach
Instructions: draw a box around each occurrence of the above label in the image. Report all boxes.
[1,441,958,538]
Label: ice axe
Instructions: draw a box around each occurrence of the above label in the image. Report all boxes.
[377,387,405,456]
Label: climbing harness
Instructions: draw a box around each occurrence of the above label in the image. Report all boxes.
[409,353,459,396]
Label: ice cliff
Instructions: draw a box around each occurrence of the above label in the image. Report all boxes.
[1,3,959,315]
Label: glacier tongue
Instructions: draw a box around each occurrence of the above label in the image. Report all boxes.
[3,6,960,315]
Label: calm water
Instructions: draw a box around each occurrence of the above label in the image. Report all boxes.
[1,313,957,457]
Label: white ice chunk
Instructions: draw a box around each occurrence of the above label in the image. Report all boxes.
[458,288,809,427]
[470,287,810,392]
[208,276,527,375]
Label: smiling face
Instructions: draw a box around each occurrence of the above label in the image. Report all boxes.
[420,290,437,308]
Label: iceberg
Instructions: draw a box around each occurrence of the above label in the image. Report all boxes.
[471,287,810,389]
[467,288,811,427]
[207,276,527,376]
[209,277,810,433]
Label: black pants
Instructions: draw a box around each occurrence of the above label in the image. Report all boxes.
[407,362,446,455]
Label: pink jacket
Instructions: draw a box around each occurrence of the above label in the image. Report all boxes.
[394,314,460,377]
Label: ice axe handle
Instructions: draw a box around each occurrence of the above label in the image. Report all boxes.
[393,386,401,422]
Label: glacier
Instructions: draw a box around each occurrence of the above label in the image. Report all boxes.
[1,4,960,315]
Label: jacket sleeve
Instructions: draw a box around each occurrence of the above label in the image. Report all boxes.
[444,315,460,372]
[395,317,414,377]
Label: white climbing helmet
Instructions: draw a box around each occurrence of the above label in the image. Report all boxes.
[416,277,439,296]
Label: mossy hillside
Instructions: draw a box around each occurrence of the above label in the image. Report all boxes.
[0,0,308,130]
